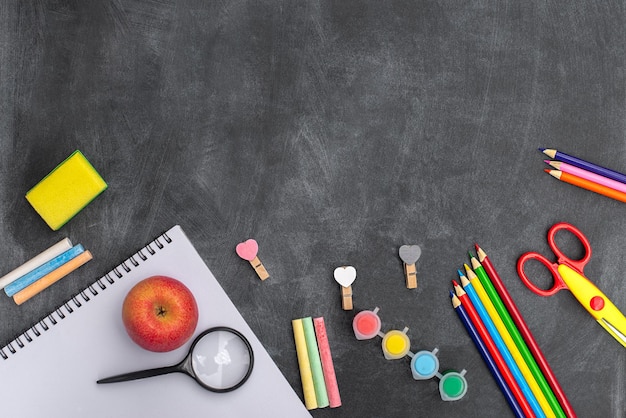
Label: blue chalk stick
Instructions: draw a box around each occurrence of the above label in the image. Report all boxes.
[5,245,85,297]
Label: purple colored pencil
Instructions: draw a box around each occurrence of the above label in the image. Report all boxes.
[450,291,525,418]
[540,148,626,185]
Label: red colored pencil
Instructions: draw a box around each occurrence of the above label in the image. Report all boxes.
[453,281,536,418]
[476,245,577,418]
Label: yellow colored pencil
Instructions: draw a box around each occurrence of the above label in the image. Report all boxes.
[292,318,318,410]
[464,264,555,418]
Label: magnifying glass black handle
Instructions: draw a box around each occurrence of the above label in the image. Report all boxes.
[97,363,182,384]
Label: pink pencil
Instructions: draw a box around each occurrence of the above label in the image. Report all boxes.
[546,160,626,194]
[313,317,341,408]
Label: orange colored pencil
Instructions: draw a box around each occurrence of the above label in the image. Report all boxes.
[545,169,626,203]
[13,251,93,305]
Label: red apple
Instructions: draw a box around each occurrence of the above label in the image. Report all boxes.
[122,275,199,352]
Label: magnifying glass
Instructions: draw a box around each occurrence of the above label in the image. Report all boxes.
[97,327,254,392]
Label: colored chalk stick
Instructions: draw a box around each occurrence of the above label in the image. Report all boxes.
[292,319,317,410]
[302,317,329,408]
[313,317,341,408]
[4,245,85,297]
[26,150,107,230]
[13,250,93,305]
[0,238,73,290]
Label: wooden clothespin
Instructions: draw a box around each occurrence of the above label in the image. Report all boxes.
[236,239,269,280]
[399,245,421,289]
[334,266,356,310]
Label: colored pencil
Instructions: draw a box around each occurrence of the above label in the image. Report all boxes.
[450,291,525,418]
[545,169,626,203]
[4,245,86,297]
[0,238,73,290]
[302,317,329,408]
[540,148,626,185]
[13,251,93,305]
[459,269,548,418]
[452,281,536,418]
[471,255,566,418]
[464,265,554,418]
[292,318,318,410]
[313,317,342,408]
[546,161,626,194]
[476,245,577,418]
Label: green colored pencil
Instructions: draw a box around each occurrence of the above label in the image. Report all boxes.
[470,255,567,418]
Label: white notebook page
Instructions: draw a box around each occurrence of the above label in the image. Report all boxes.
[0,225,310,418]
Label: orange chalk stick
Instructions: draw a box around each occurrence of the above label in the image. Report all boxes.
[13,251,93,305]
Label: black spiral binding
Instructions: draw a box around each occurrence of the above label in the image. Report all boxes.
[0,230,173,360]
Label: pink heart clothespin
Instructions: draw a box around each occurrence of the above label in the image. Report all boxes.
[236,239,269,280]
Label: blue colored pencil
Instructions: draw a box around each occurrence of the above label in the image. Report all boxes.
[458,270,545,417]
[540,148,626,185]
[450,291,524,418]
[4,245,85,297]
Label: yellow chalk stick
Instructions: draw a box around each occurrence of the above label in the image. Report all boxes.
[292,318,318,410]
[26,150,107,230]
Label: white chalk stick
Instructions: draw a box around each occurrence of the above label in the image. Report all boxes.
[0,238,73,290]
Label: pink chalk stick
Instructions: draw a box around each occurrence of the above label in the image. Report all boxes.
[313,317,341,408]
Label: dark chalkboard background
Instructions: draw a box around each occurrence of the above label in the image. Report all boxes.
[1,2,625,417]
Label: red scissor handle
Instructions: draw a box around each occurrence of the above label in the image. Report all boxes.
[516,222,592,297]
[546,222,592,273]
[517,251,566,296]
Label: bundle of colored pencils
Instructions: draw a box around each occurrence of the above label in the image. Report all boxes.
[540,148,626,203]
[450,246,576,418]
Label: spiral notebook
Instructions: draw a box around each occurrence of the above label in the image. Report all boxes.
[0,225,311,418]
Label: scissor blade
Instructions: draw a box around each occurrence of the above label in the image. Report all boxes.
[598,318,626,348]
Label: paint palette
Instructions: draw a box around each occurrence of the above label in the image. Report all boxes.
[352,307,468,402]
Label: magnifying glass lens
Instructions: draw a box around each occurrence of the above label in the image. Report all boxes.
[191,329,253,391]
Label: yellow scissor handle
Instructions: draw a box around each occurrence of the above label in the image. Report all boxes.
[558,264,626,336]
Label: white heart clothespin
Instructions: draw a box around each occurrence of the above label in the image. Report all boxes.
[334,266,356,310]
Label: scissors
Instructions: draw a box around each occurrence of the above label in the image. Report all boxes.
[517,222,626,348]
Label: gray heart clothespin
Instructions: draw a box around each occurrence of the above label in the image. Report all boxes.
[399,245,421,289]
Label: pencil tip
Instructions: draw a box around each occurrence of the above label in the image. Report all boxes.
[538,147,545,152]
[452,279,459,287]
[449,290,455,298]
[542,148,557,158]
[457,269,463,277]
[476,245,486,260]
[545,169,561,179]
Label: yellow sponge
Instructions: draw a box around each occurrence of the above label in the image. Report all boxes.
[26,150,107,230]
